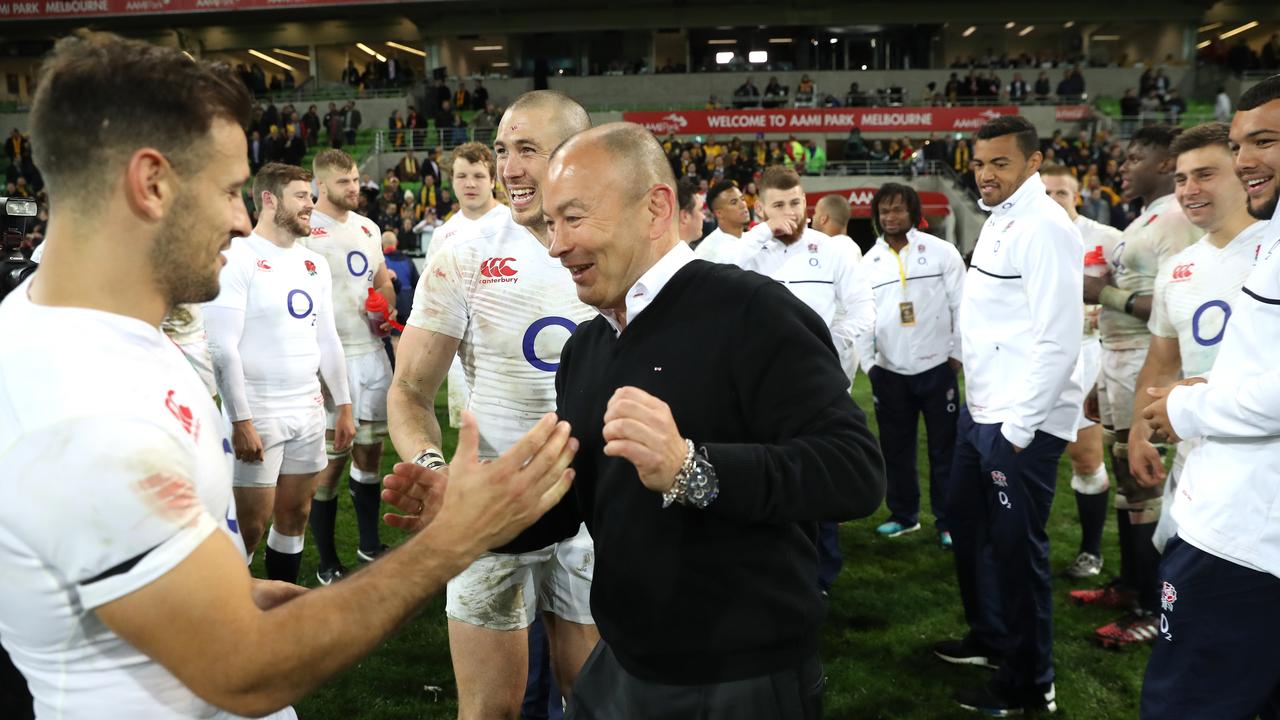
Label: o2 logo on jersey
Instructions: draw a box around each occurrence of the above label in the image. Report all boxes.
[1191,299,1231,347]
[1111,241,1127,274]
[347,250,372,280]
[287,289,315,324]
[523,316,577,372]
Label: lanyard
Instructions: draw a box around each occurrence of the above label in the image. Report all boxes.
[888,243,909,288]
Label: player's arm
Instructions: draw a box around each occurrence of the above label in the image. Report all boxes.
[830,244,875,378]
[371,257,396,315]
[387,247,467,463]
[1160,367,1280,441]
[314,266,355,450]
[205,253,261,461]
[943,243,966,366]
[95,411,577,718]
[1128,334,1182,485]
[1002,225,1083,449]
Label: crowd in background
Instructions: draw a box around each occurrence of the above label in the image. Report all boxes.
[3,128,47,254]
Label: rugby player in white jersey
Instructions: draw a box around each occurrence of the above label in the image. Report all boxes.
[388,91,598,718]
[300,149,396,584]
[739,165,875,594]
[0,32,576,720]
[1042,164,1122,581]
[1116,122,1266,647]
[205,162,355,584]
[1071,126,1201,628]
[811,193,864,261]
[692,180,755,264]
[423,142,507,430]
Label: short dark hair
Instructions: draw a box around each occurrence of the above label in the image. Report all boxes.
[974,115,1039,158]
[252,163,312,212]
[1131,124,1182,154]
[870,182,923,235]
[30,31,251,206]
[1170,122,1231,157]
[706,180,736,211]
[676,178,698,213]
[1239,74,1280,112]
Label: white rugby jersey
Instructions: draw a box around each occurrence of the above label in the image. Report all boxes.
[740,227,874,379]
[1099,194,1201,350]
[408,211,595,460]
[301,209,385,357]
[1150,221,1268,378]
[1168,210,1280,577]
[859,229,965,376]
[425,203,508,262]
[1075,214,1122,341]
[694,227,762,265]
[0,280,255,719]
[960,173,1084,447]
[206,233,347,421]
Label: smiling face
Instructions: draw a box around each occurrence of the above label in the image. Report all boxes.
[495,105,558,229]
[268,179,315,238]
[157,118,252,305]
[1230,99,1280,220]
[971,133,1041,207]
[1175,144,1247,231]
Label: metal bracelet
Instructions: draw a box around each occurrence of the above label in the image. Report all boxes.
[661,439,697,508]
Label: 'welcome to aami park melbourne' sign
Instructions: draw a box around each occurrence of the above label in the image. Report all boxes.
[622,107,1020,136]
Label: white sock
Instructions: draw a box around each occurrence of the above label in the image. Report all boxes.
[266,526,305,554]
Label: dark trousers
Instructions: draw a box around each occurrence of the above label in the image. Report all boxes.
[816,521,842,592]
[869,363,959,530]
[0,644,32,720]
[947,406,1065,689]
[1141,537,1280,720]
[522,615,564,720]
[567,642,823,720]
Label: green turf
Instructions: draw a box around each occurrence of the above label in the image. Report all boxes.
[286,377,1146,719]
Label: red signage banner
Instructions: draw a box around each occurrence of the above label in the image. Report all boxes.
[800,188,951,217]
[1054,105,1093,122]
[0,0,392,20]
[623,107,1018,135]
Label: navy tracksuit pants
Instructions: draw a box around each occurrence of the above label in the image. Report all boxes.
[869,362,959,530]
[1141,536,1280,720]
[947,406,1066,689]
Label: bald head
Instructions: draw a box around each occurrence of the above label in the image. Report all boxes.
[551,122,676,203]
[814,194,851,236]
[504,90,591,147]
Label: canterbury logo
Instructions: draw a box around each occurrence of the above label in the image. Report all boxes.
[1171,263,1194,280]
[480,257,518,278]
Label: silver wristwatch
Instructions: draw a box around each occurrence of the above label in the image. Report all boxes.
[662,439,719,510]
[412,448,447,470]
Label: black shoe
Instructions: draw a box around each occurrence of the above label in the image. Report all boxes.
[955,680,1057,716]
[316,564,348,586]
[356,544,389,563]
[934,637,1001,670]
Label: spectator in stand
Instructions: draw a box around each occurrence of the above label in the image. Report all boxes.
[471,79,489,110]
[1164,89,1187,125]
[433,99,454,138]
[763,76,786,108]
[435,187,453,220]
[343,100,361,146]
[1139,68,1155,97]
[1120,89,1142,136]
[396,149,421,183]
[422,147,443,188]
[389,109,405,149]
[734,77,760,104]
[847,82,868,107]
[1009,73,1029,104]
[870,141,889,162]
[324,102,343,148]
[263,124,285,163]
[805,139,827,175]
[944,74,960,104]
[1140,89,1163,125]
[1152,69,1171,102]
[1214,87,1232,122]
[5,129,27,162]
[796,74,816,105]
[302,105,320,147]
[381,232,419,350]
[453,83,470,113]
[341,59,360,86]
[1034,71,1052,102]
[247,130,264,173]
[471,101,500,135]
[952,138,972,173]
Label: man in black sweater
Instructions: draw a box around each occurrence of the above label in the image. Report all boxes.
[544,122,885,718]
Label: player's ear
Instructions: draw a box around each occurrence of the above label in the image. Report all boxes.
[123,147,174,223]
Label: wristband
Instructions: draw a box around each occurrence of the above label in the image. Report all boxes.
[412,448,447,470]
[1098,286,1136,314]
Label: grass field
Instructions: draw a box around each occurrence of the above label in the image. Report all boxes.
[280,376,1149,719]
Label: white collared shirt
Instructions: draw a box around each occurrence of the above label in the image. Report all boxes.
[860,229,965,376]
[694,226,763,266]
[601,241,697,336]
[962,173,1084,447]
[739,227,873,379]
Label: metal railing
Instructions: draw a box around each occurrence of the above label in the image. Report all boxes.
[821,158,953,177]
[251,83,411,105]
[372,127,498,154]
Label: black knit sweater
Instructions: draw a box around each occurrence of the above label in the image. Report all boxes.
[556,259,886,685]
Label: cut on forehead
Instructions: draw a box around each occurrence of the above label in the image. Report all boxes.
[501,90,591,147]
[552,122,676,200]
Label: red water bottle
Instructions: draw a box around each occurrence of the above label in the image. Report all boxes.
[365,288,403,337]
